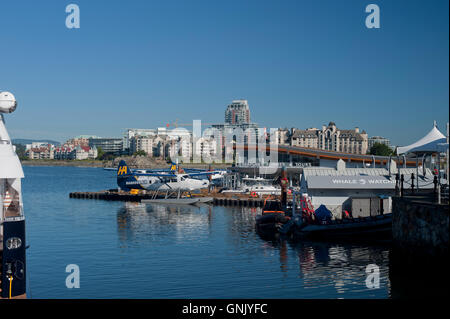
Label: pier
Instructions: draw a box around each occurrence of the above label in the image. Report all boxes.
[69,190,267,207]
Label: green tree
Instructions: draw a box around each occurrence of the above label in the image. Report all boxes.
[369,142,394,156]
[133,150,147,156]
[96,147,105,160]
[14,144,27,160]
[100,152,117,160]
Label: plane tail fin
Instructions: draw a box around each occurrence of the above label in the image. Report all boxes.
[169,162,177,172]
[117,160,137,191]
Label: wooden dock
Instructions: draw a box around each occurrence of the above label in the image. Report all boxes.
[69,191,267,207]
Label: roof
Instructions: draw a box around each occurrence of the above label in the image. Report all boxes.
[292,130,317,138]
[397,124,447,155]
[302,166,435,190]
[304,174,434,190]
[302,167,432,176]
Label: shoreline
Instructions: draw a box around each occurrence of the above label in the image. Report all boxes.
[21,160,106,168]
[20,159,232,169]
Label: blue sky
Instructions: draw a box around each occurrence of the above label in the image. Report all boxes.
[1,0,448,146]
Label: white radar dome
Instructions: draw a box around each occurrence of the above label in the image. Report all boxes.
[0,91,17,113]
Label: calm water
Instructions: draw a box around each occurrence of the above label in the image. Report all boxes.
[22,166,392,298]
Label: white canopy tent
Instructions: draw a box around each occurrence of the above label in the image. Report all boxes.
[396,123,447,155]
[396,122,449,189]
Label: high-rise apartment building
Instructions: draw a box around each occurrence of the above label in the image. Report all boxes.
[225,100,251,125]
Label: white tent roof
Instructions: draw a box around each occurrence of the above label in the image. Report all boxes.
[397,124,447,155]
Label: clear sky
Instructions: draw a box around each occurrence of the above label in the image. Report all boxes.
[1,0,448,146]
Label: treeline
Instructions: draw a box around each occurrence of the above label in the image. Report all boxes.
[13,143,27,160]
[368,142,395,156]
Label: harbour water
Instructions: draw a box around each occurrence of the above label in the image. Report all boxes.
[23,166,392,298]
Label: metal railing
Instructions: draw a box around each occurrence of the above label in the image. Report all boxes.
[395,172,449,204]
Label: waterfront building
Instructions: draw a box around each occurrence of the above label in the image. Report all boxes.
[26,144,55,159]
[123,129,157,153]
[88,137,123,155]
[129,128,192,160]
[124,127,192,156]
[130,135,155,156]
[25,142,53,151]
[53,145,97,160]
[368,136,391,150]
[130,135,165,157]
[290,122,369,155]
[167,136,192,161]
[276,128,291,145]
[225,99,251,125]
[210,99,266,163]
[53,146,74,160]
[66,135,99,148]
[71,146,98,160]
[194,137,218,162]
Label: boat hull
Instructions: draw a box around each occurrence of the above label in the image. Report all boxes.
[294,214,392,240]
[1,220,26,299]
[256,213,292,237]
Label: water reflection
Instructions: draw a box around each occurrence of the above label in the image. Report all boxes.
[24,166,395,298]
[115,202,390,297]
[294,241,390,295]
[117,202,212,245]
[227,206,390,296]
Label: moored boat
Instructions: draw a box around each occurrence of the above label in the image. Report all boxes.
[255,199,292,236]
[290,190,393,241]
[293,213,392,240]
[0,91,27,299]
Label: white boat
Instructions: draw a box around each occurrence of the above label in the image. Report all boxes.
[222,176,281,195]
[0,91,27,299]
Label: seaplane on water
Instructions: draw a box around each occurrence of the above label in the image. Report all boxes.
[116,160,216,193]
[121,162,226,184]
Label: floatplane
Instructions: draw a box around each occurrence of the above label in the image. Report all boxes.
[116,160,220,205]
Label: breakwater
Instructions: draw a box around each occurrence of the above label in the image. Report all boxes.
[392,196,449,259]
[389,195,449,298]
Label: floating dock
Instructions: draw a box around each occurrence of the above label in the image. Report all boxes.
[69,191,267,207]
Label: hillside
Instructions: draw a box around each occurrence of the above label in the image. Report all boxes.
[12,138,61,146]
